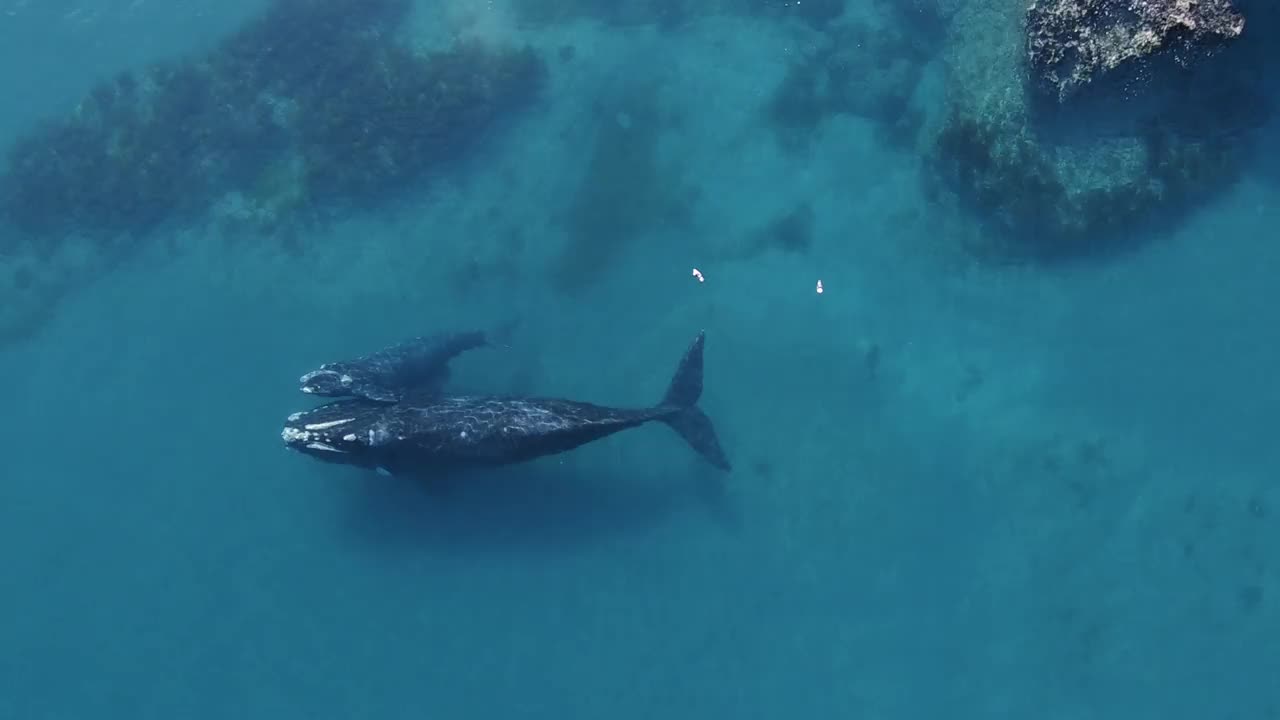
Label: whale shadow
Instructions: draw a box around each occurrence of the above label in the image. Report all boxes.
[334,459,736,554]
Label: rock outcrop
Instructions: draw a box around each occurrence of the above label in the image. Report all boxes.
[914,0,1263,261]
[0,0,546,240]
[1027,0,1246,101]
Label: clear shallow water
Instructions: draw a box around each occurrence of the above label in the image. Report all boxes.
[1,1,1278,718]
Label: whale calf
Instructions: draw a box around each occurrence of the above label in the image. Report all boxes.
[298,330,489,402]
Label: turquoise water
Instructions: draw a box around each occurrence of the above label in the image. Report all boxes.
[2,1,1278,717]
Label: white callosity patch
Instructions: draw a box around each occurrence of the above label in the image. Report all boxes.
[281,426,310,443]
[282,416,356,446]
[302,418,354,432]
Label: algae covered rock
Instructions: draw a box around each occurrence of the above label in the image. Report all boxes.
[919,0,1259,261]
[1027,0,1246,101]
[0,0,546,241]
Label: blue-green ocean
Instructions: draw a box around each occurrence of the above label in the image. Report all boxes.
[2,1,1277,717]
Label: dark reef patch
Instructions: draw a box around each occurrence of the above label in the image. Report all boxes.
[761,202,815,255]
[509,0,703,28]
[550,85,697,294]
[764,19,931,150]
[0,0,546,243]
[717,202,815,264]
[510,0,845,30]
[929,108,1243,261]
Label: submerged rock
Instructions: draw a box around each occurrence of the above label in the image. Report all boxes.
[917,0,1262,261]
[1027,0,1246,101]
[0,0,546,240]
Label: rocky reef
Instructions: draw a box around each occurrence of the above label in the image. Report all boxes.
[1027,0,1246,101]
[0,0,546,242]
[750,0,1268,261]
[930,108,1243,260]
[914,0,1269,261]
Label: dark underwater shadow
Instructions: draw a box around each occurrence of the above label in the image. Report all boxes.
[333,459,738,554]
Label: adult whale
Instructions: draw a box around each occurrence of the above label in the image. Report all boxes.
[282,331,731,474]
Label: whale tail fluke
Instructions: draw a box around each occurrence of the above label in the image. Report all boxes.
[656,330,732,472]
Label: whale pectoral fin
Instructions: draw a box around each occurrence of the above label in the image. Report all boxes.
[487,317,522,349]
[428,330,491,364]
